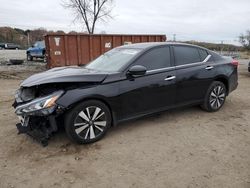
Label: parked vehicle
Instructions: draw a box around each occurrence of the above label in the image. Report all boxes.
[26,41,46,61]
[13,42,238,146]
[0,43,5,49]
[0,43,20,49]
[248,62,250,72]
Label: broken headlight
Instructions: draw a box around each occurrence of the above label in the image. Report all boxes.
[15,90,64,116]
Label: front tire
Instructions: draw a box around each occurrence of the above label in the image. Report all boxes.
[201,81,227,112]
[65,100,111,144]
[27,53,33,61]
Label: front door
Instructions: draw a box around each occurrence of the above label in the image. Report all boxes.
[119,46,176,120]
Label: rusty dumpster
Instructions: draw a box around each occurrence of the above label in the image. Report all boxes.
[44,34,166,68]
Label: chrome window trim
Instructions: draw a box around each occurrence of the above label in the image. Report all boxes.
[146,67,174,74]
[203,54,211,63]
[175,54,212,69]
[175,61,203,69]
[143,54,211,74]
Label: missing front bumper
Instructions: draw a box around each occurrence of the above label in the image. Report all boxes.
[16,115,59,147]
[16,123,49,147]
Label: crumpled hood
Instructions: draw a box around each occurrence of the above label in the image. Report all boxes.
[21,66,108,87]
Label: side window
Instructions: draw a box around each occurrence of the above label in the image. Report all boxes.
[134,46,171,70]
[210,51,223,61]
[173,46,201,66]
[199,49,208,61]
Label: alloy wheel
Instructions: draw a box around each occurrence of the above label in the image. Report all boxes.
[209,85,226,109]
[74,106,107,140]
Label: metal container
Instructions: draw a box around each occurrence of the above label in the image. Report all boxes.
[44,34,166,68]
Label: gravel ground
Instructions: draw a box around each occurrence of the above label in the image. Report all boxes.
[0,50,46,79]
[0,59,249,188]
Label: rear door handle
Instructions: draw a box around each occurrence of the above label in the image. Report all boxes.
[164,76,176,81]
[205,66,214,70]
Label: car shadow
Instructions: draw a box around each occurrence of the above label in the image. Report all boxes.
[109,105,203,133]
[46,106,202,148]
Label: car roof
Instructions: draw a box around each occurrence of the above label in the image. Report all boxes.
[119,42,208,51]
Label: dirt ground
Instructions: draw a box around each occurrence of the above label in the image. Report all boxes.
[0,60,249,188]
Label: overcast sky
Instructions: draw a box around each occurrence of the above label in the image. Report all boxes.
[0,0,250,45]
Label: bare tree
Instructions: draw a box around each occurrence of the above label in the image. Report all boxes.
[29,28,47,41]
[239,30,250,50]
[62,0,113,34]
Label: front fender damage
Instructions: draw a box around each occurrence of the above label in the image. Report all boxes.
[13,83,96,146]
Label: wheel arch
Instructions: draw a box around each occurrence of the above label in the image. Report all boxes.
[214,76,229,95]
[66,96,117,127]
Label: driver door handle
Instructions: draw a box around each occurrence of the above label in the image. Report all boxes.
[205,66,214,70]
[164,76,176,81]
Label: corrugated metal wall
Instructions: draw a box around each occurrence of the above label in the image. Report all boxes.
[45,34,166,68]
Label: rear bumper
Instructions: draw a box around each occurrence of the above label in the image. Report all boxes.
[32,55,45,58]
[228,68,238,94]
[230,81,238,93]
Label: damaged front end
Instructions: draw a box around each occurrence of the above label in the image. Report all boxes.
[13,88,65,146]
[12,66,108,146]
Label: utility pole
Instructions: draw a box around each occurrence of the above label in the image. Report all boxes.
[173,34,176,42]
[27,31,30,47]
[220,40,224,55]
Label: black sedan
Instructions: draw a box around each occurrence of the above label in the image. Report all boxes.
[13,42,238,146]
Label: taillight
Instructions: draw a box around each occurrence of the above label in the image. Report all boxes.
[231,59,239,67]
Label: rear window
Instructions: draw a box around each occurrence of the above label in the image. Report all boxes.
[210,51,223,61]
[173,46,201,66]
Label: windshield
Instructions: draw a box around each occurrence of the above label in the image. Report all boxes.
[34,41,45,48]
[85,48,142,72]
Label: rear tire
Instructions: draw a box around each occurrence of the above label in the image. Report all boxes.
[42,51,47,63]
[65,100,111,144]
[201,81,227,112]
[43,56,47,63]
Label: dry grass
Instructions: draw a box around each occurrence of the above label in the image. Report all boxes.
[240,51,250,59]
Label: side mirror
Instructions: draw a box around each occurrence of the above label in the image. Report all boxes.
[128,65,147,76]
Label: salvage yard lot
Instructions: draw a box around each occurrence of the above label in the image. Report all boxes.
[0,60,250,188]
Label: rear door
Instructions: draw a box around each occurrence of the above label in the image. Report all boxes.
[172,45,214,105]
[119,46,176,119]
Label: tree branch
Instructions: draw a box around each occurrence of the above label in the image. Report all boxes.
[62,0,113,34]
